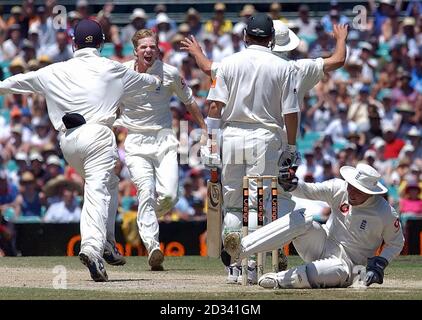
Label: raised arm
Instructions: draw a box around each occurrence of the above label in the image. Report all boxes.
[180,35,213,77]
[323,24,349,73]
[119,63,161,97]
[0,70,45,95]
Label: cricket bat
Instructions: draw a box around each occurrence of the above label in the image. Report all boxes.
[206,168,222,258]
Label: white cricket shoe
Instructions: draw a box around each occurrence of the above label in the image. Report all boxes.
[79,251,108,282]
[258,273,279,289]
[226,265,241,284]
[223,232,241,262]
[103,240,126,266]
[148,247,164,271]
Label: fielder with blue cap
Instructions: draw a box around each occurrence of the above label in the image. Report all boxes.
[0,18,162,282]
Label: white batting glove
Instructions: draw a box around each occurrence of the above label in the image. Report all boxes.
[200,145,221,168]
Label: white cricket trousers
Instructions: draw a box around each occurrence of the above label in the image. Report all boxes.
[221,124,282,234]
[60,123,119,258]
[240,210,355,288]
[124,130,179,253]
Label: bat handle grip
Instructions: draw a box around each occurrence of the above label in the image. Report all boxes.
[210,168,219,183]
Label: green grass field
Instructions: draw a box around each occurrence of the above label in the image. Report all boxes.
[0,256,421,300]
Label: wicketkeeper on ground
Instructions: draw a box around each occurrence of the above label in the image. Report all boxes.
[224,163,404,289]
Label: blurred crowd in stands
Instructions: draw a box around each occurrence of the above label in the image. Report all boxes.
[0,0,422,255]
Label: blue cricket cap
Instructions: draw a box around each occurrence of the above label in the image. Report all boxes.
[73,19,104,48]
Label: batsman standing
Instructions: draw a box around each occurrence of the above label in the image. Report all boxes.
[203,14,300,283]
[0,19,161,281]
[182,21,348,279]
[114,29,207,270]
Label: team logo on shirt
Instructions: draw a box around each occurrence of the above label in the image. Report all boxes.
[211,78,216,88]
[181,77,186,88]
[360,220,367,230]
[339,203,350,215]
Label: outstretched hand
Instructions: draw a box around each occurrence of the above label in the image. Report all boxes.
[180,35,203,56]
[332,24,349,42]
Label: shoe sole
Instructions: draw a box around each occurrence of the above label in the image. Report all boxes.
[223,233,241,259]
[149,249,164,271]
[79,253,108,282]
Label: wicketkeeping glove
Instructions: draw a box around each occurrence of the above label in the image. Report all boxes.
[278,165,298,192]
[364,256,389,286]
[278,145,301,170]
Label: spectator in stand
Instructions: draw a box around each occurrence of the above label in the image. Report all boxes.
[382,122,405,160]
[294,5,317,43]
[48,30,73,63]
[406,126,422,161]
[324,104,358,145]
[321,1,349,34]
[96,11,120,44]
[12,171,42,218]
[146,4,177,31]
[369,0,402,36]
[35,6,56,51]
[121,9,147,45]
[268,2,288,24]
[67,11,82,38]
[154,13,176,44]
[348,85,372,132]
[204,3,232,36]
[76,0,91,20]
[393,71,419,105]
[30,117,52,148]
[43,154,63,183]
[399,182,422,217]
[43,184,81,223]
[29,151,45,189]
[184,8,203,40]
[296,151,324,183]
[396,102,417,139]
[3,24,22,61]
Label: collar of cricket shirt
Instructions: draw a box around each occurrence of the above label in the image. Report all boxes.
[247,45,272,53]
[73,47,100,58]
[146,59,161,74]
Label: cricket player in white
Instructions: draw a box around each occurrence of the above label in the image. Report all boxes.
[181,22,348,281]
[204,14,300,284]
[0,20,161,282]
[182,22,348,216]
[114,29,207,270]
[224,163,404,288]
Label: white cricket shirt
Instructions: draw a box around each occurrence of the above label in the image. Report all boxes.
[292,179,404,265]
[0,48,160,131]
[207,45,300,131]
[210,57,324,104]
[116,59,194,132]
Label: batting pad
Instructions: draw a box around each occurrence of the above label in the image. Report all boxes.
[241,208,313,258]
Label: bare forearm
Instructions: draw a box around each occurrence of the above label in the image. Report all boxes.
[284,112,298,146]
[186,101,207,130]
[323,39,346,72]
[193,52,213,77]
